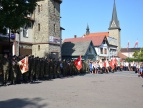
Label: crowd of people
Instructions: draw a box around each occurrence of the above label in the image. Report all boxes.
[88,58,143,73]
[0,54,143,86]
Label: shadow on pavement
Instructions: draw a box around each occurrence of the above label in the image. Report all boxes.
[30,81,42,84]
[0,98,47,108]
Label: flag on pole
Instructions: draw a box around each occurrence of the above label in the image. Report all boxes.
[18,56,29,74]
[134,40,138,48]
[127,41,129,51]
[74,55,82,70]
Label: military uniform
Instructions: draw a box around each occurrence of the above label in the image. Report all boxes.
[16,56,22,84]
[30,56,36,82]
[2,54,9,85]
[35,57,40,80]
[11,56,18,84]
[45,59,50,80]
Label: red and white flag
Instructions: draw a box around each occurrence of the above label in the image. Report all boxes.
[74,55,82,71]
[134,40,138,48]
[18,56,29,74]
[127,41,129,51]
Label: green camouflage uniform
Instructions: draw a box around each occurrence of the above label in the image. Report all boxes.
[11,57,18,84]
[2,55,9,85]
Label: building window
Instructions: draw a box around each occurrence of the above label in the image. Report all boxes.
[38,23,40,31]
[100,48,103,54]
[104,48,107,54]
[41,4,42,11]
[38,5,40,13]
[38,45,40,51]
[23,24,28,37]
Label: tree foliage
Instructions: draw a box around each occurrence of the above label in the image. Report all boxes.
[0,0,41,32]
[132,48,143,59]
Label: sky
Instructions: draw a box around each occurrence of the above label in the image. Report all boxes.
[60,0,143,48]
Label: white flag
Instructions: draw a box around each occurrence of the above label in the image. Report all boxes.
[18,56,29,74]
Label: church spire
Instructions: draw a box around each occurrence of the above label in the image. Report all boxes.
[108,0,120,30]
[86,24,90,35]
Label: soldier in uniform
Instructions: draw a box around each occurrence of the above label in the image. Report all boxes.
[30,56,36,82]
[62,60,68,77]
[49,59,54,79]
[2,54,9,86]
[39,58,45,80]
[16,55,22,84]
[45,58,50,80]
[35,57,40,80]
[11,56,18,84]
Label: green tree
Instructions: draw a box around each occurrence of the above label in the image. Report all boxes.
[133,50,139,58]
[138,48,143,59]
[0,0,41,33]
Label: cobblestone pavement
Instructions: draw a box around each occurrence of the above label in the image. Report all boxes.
[0,71,143,108]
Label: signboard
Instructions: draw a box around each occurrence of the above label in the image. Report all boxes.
[0,33,15,39]
[11,34,15,39]
[49,36,60,44]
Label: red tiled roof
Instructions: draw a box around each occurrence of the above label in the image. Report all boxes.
[64,35,106,46]
[85,32,109,37]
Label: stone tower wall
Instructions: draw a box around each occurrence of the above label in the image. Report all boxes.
[32,0,61,58]
[108,29,121,51]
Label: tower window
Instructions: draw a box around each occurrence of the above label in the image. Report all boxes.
[38,5,40,13]
[38,45,40,51]
[41,4,42,11]
[38,23,40,31]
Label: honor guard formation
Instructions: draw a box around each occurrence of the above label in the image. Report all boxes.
[0,54,143,86]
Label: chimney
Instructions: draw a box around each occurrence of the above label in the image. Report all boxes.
[74,35,77,38]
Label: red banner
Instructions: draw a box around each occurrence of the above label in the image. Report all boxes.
[74,56,82,71]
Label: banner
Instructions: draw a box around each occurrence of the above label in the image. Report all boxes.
[74,56,82,71]
[18,56,29,74]
[134,40,138,48]
[127,41,129,51]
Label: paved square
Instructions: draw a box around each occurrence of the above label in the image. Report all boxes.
[0,71,143,108]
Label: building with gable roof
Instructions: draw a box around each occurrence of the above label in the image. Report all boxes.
[63,35,117,60]
[62,40,97,60]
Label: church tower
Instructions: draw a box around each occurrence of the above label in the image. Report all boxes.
[86,24,90,35]
[108,0,121,51]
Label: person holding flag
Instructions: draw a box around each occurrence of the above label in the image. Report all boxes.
[18,56,29,83]
[18,56,29,74]
[74,55,82,72]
